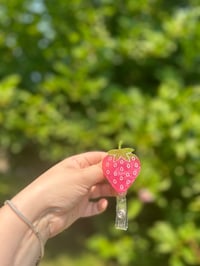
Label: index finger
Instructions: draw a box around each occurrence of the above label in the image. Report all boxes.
[64,151,107,169]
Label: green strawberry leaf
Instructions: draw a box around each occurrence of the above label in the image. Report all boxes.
[108,148,135,161]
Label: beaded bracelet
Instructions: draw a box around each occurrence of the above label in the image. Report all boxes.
[4,200,44,264]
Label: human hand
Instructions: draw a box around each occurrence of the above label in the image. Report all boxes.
[13,151,115,239]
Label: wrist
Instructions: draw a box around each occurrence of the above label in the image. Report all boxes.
[6,199,48,257]
[2,181,51,265]
[11,189,51,244]
[0,201,48,266]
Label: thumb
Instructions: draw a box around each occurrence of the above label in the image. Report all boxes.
[81,163,105,187]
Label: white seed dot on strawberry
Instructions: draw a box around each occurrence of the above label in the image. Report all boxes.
[127,164,130,168]
[120,185,124,190]
[120,176,124,181]
[120,167,124,172]
[106,170,110,174]
[113,179,117,184]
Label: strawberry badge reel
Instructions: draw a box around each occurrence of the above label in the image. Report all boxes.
[102,143,141,230]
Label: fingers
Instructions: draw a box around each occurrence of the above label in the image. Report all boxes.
[56,151,108,187]
[81,199,108,218]
[65,151,107,169]
[80,184,116,218]
[89,183,116,199]
[81,163,106,186]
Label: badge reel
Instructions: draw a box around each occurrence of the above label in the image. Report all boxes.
[102,145,141,230]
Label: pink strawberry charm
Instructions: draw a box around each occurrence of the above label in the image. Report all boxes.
[102,147,141,194]
[102,143,141,230]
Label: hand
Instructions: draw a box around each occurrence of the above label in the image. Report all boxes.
[1,151,115,265]
[15,151,115,238]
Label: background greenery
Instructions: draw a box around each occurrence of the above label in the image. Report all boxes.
[1,0,200,265]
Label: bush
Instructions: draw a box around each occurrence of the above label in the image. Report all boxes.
[0,1,200,265]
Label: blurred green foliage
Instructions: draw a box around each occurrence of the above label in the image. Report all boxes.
[0,0,200,265]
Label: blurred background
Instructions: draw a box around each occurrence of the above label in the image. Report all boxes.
[0,0,200,265]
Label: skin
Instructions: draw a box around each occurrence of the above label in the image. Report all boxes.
[0,151,115,266]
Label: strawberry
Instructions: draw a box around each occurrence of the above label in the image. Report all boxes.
[102,147,141,194]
